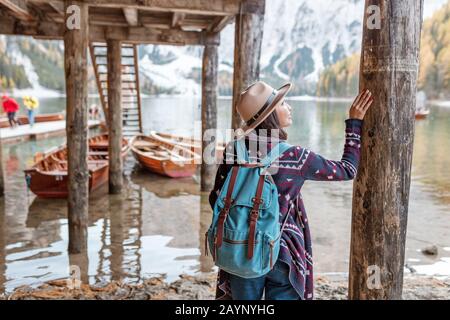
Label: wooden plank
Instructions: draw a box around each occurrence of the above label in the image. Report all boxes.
[0,0,33,21]
[29,0,243,15]
[208,15,234,32]
[0,17,207,45]
[48,0,64,14]
[231,0,265,129]
[89,43,109,124]
[133,45,143,132]
[0,137,3,196]
[201,33,219,191]
[65,1,89,254]
[107,39,123,194]
[171,12,185,28]
[123,8,139,26]
[348,0,424,299]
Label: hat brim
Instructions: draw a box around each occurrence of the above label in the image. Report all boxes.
[236,82,292,138]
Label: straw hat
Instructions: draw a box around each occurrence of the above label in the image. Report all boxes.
[235,81,291,137]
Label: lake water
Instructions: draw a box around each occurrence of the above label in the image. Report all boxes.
[0,96,449,293]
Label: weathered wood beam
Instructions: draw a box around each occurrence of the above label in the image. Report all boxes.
[0,143,3,196]
[171,12,185,28]
[49,0,64,14]
[107,39,123,194]
[208,15,234,33]
[348,0,424,299]
[123,8,139,26]
[0,0,34,21]
[30,0,245,15]
[201,32,219,191]
[0,17,207,45]
[231,0,265,129]
[65,1,89,254]
[0,199,5,293]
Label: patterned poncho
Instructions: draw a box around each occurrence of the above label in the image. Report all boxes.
[208,118,363,300]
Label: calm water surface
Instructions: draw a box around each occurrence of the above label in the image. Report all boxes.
[0,97,449,293]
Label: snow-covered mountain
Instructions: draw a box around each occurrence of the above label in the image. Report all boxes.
[1,0,448,96]
[139,0,366,95]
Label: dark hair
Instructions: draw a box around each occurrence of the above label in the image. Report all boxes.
[254,109,288,140]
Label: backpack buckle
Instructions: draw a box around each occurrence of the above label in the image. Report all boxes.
[251,197,263,205]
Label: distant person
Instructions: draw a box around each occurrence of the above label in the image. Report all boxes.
[23,95,39,127]
[89,104,99,121]
[1,94,19,128]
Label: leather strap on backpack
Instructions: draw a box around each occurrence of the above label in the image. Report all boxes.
[215,166,239,250]
[247,174,266,259]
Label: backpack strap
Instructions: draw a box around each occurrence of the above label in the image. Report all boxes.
[260,141,292,168]
[247,173,265,259]
[215,166,239,252]
[235,138,249,164]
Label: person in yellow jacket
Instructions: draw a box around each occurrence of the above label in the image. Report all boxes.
[23,95,39,127]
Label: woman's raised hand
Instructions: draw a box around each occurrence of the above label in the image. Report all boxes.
[349,89,373,120]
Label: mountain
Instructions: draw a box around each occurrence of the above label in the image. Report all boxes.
[317,1,450,99]
[0,0,448,98]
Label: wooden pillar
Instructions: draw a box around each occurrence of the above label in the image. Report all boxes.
[201,33,219,192]
[0,199,5,294]
[0,144,4,196]
[107,39,123,194]
[348,0,424,299]
[231,0,265,129]
[64,1,89,254]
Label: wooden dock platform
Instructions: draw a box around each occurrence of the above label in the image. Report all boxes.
[0,120,101,144]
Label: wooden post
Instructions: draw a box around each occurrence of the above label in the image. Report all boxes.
[0,144,4,196]
[0,199,5,294]
[201,33,219,192]
[231,0,265,129]
[348,0,424,299]
[107,39,123,194]
[64,1,89,254]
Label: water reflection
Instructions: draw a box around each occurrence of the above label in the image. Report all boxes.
[0,97,448,292]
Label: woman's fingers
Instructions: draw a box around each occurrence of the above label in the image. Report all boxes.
[360,91,372,108]
[363,96,374,110]
[353,90,368,107]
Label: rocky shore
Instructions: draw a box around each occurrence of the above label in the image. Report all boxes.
[1,272,449,300]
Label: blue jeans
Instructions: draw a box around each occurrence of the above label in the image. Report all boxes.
[228,260,300,300]
[28,109,35,126]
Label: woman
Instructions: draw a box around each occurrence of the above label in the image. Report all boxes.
[23,95,39,127]
[208,81,373,300]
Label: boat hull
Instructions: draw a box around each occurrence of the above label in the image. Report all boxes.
[24,134,129,198]
[24,165,108,198]
[131,149,197,178]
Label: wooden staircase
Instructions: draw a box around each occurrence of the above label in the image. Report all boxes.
[90,43,143,138]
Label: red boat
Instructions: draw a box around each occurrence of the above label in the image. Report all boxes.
[24,134,129,198]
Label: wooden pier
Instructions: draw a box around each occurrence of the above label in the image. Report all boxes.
[0,120,101,144]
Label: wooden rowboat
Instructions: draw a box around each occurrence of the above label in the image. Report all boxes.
[415,109,430,119]
[150,131,226,161]
[130,134,200,178]
[0,113,64,128]
[24,134,129,198]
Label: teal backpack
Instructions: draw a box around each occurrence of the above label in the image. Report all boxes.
[205,138,293,278]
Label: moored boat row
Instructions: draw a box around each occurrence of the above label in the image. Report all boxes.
[25,131,226,198]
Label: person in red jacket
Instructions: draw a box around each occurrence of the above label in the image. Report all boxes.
[1,94,19,128]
